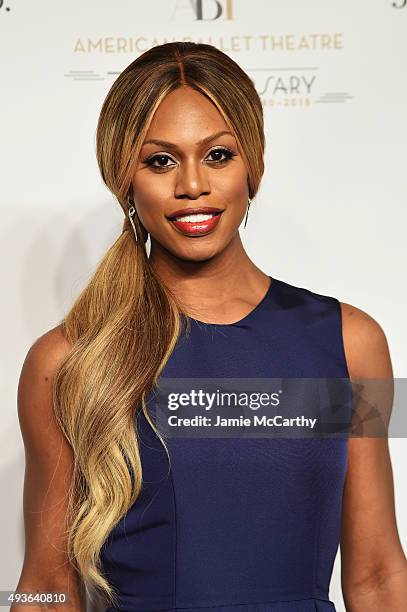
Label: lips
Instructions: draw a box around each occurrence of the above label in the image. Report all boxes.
[167,207,224,237]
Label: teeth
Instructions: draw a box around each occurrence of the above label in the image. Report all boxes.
[174,213,217,222]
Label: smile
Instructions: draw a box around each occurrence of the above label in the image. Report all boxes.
[168,211,223,236]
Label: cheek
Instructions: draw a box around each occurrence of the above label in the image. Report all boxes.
[214,162,249,206]
[131,174,169,223]
[134,170,169,196]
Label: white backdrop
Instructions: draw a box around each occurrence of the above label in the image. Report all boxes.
[1,1,406,610]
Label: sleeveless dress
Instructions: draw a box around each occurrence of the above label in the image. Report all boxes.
[100,276,351,612]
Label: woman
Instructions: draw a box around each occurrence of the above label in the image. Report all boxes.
[14,42,406,612]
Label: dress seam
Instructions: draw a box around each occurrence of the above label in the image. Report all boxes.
[312,424,323,595]
[169,456,178,610]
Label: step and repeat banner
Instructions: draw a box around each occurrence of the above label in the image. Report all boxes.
[1,2,406,611]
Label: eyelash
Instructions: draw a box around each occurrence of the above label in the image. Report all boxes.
[143,147,237,171]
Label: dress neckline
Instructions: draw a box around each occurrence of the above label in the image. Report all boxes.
[188,275,276,328]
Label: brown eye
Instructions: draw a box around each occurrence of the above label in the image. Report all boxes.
[206,147,236,164]
[144,154,175,170]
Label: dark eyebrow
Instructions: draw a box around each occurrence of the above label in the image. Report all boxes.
[142,130,235,149]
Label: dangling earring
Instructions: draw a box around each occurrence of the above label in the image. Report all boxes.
[127,197,138,242]
[244,198,252,229]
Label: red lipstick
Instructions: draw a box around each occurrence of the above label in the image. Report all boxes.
[167,207,224,237]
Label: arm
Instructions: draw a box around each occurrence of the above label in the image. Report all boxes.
[11,325,87,612]
[339,302,407,611]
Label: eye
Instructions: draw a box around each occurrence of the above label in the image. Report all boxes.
[206,147,237,165]
[143,154,176,171]
[142,147,237,172]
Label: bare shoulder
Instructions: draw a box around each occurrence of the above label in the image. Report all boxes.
[17,321,74,483]
[18,323,72,439]
[23,322,71,372]
[339,301,393,379]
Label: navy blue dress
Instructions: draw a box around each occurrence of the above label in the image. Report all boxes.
[100,276,351,611]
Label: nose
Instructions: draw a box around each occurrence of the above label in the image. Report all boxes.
[174,158,211,200]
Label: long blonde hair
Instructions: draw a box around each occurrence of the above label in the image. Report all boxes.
[53,41,265,606]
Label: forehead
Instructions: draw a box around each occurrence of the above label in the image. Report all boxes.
[144,86,232,142]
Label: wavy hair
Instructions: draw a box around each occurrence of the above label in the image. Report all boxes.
[53,41,265,606]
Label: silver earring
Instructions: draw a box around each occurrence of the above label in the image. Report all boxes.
[244,198,252,229]
[127,198,138,242]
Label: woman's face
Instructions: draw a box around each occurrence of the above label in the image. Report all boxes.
[130,85,250,262]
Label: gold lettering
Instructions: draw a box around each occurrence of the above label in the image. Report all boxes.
[226,0,233,20]
[73,39,86,53]
[230,36,240,51]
